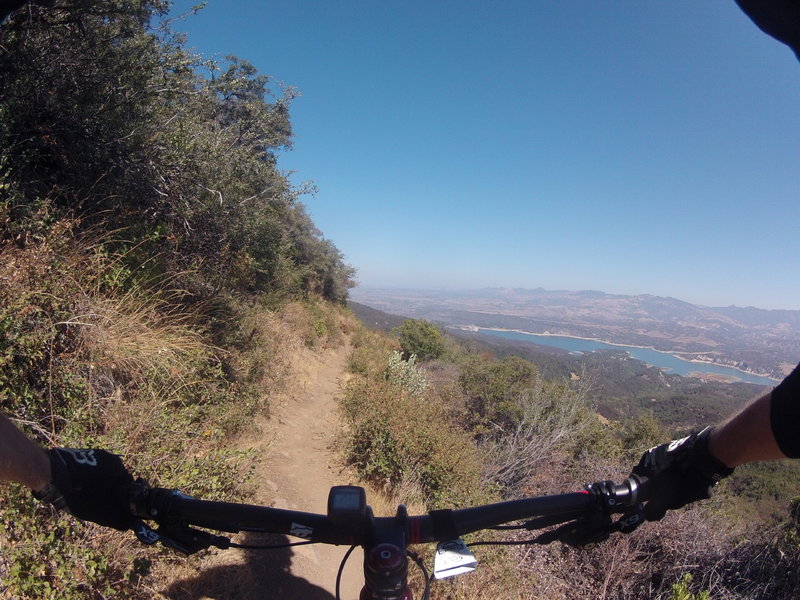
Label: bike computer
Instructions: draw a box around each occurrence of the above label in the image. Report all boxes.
[327,485,367,524]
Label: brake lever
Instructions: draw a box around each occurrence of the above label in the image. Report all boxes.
[615,504,645,534]
[531,505,645,549]
[132,519,231,555]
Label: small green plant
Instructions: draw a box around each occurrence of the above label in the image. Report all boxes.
[671,573,710,600]
[0,491,123,599]
[385,350,429,398]
[778,496,800,548]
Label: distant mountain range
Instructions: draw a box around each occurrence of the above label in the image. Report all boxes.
[350,287,800,379]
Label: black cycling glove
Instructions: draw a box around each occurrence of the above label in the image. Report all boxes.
[631,427,734,521]
[33,448,135,531]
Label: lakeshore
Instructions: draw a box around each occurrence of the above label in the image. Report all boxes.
[466,327,779,386]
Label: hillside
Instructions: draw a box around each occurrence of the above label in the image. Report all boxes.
[347,300,408,331]
[0,3,355,598]
[351,287,800,378]
[341,304,800,599]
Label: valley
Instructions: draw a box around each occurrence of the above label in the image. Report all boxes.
[351,286,800,380]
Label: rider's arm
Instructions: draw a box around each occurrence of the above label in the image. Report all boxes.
[0,411,51,492]
[711,361,800,467]
[708,391,786,468]
[632,362,799,520]
[0,411,134,530]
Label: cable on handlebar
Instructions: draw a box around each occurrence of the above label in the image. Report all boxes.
[408,551,431,600]
[230,540,317,550]
[335,545,357,600]
[463,479,646,551]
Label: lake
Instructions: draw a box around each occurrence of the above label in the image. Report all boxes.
[475,328,778,386]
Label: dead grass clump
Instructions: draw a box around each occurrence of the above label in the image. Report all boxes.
[65,290,207,385]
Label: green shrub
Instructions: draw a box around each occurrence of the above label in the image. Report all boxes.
[386,351,429,397]
[340,353,487,508]
[459,355,538,434]
[620,412,666,461]
[0,0,353,304]
[392,319,445,361]
[0,490,142,600]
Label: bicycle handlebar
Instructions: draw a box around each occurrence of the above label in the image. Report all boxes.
[130,476,643,542]
[128,476,648,600]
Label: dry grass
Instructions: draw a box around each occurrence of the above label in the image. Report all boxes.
[1,225,351,599]
[63,290,207,384]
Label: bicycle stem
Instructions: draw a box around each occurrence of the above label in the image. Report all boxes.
[360,504,414,600]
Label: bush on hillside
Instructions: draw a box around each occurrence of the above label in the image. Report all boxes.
[340,340,487,509]
[458,354,538,433]
[480,375,596,497]
[393,319,445,362]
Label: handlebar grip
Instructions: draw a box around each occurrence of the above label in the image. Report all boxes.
[616,474,651,506]
[129,479,177,521]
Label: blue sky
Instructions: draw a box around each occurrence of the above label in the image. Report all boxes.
[170,1,800,310]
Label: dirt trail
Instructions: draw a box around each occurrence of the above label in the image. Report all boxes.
[256,341,363,598]
[164,341,362,600]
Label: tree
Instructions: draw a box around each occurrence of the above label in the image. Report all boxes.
[459,355,537,430]
[0,0,354,302]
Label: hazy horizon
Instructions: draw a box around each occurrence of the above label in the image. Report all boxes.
[350,283,800,312]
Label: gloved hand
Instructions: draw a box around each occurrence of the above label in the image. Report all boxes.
[631,427,734,521]
[33,448,134,530]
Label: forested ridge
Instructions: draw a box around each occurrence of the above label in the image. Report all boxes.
[1,2,799,599]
